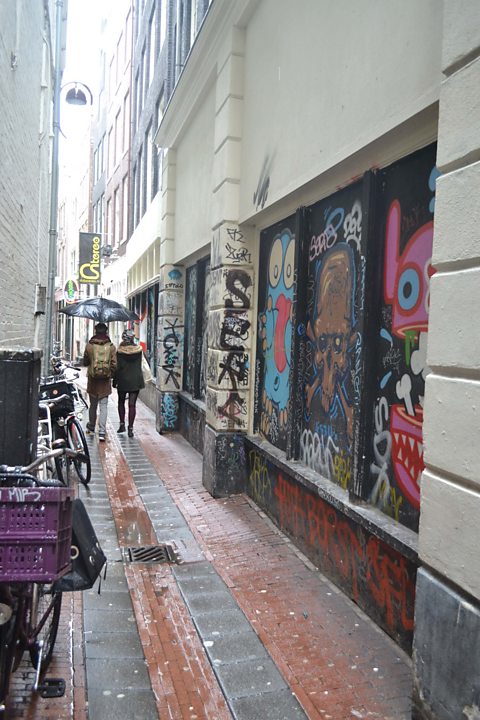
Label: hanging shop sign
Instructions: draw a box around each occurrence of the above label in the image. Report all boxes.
[79,233,101,285]
[64,278,79,304]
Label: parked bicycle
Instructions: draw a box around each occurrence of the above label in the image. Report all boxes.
[39,379,91,486]
[0,446,79,715]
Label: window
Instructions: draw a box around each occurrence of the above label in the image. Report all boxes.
[145,123,153,205]
[183,258,210,400]
[122,174,128,242]
[106,198,111,243]
[125,10,132,62]
[114,111,121,167]
[113,188,120,248]
[133,71,139,133]
[153,91,164,195]
[100,134,105,175]
[122,91,130,152]
[142,43,148,103]
[132,164,137,228]
[149,8,156,85]
[107,128,113,174]
[116,33,122,83]
[160,0,167,52]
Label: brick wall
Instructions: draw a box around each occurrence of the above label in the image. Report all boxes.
[0,2,52,348]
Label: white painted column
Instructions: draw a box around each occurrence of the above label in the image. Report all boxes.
[413,3,480,717]
[203,27,254,496]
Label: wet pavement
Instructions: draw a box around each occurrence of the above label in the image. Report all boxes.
[6,394,413,719]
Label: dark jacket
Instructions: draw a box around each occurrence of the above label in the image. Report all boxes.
[114,343,145,393]
[83,334,117,399]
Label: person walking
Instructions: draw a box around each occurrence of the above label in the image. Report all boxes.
[83,322,117,442]
[114,329,145,437]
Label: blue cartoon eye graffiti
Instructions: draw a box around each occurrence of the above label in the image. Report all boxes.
[258,229,295,446]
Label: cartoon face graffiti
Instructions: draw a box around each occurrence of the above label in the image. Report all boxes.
[384,199,434,508]
[306,245,357,442]
[384,200,433,339]
[259,229,295,436]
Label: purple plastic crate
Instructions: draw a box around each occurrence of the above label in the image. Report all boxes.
[0,486,73,582]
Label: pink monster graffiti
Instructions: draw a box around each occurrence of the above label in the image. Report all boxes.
[384,200,433,509]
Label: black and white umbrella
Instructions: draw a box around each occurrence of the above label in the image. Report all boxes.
[59,297,139,323]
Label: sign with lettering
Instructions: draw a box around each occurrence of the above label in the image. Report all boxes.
[64,278,79,304]
[79,233,101,285]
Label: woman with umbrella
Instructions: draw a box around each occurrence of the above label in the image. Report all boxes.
[113,329,144,437]
[83,323,117,441]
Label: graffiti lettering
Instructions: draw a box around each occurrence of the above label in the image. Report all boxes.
[226,227,245,243]
[224,268,252,309]
[225,244,252,265]
[218,352,249,390]
[248,450,271,506]
[217,391,248,428]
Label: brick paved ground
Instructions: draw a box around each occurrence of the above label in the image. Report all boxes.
[5,393,413,719]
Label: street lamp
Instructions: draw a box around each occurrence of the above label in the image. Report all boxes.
[43,55,93,372]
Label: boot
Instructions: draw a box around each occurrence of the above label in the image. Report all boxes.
[128,427,134,437]
[117,423,126,433]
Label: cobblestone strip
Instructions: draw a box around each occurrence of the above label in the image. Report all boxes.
[81,434,158,719]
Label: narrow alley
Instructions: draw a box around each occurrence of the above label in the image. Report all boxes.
[6,395,412,720]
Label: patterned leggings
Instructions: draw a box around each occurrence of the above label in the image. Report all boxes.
[117,391,139,428]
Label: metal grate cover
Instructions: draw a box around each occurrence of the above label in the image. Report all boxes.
[123,544,181,564]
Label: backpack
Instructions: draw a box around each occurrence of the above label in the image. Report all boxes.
[89,342,112,379]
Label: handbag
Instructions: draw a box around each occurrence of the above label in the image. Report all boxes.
[141,353,153,383]
[53,498,106,592]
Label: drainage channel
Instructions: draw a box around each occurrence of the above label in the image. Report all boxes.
[80,434,159,720]
[114,415,307,720]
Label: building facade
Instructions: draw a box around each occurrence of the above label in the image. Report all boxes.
[151,1,480,718]
[0,1,66,349]
[126,0,213,405]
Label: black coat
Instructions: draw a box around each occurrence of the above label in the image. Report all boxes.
[114,343,145,392]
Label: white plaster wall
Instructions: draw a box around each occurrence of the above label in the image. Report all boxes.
[420,0,480,599]
[419,470,480,600]
[239,0,442,219]
[173,83,216,263]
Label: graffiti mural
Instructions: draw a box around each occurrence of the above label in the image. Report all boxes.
[256,219,295,451]
[301,184,366,488]
[369,144,438,531]
[246,446,416,652]
[183,265,197,395]
[199,264,211,400]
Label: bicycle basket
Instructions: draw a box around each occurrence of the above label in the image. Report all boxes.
[40,380,75,417]
[0,486,73,582]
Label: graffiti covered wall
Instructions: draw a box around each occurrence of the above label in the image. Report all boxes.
[301,183,366,489]
[246,444,416,652]
[367,145,437,531]
[256,218,295,451]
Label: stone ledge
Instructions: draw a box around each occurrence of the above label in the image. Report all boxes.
[245,435,418,562]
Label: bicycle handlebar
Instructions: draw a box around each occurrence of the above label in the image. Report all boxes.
[0,447,85,486]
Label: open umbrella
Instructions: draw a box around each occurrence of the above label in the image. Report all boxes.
[59,297,139,323]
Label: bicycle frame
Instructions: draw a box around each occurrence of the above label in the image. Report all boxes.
[0,447,78,713]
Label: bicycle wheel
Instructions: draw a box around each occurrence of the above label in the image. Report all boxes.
[67,417,91,485]
[52,426,68,485]
[28,584,62,674]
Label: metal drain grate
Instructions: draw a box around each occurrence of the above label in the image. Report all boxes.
[123,544,181,564]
